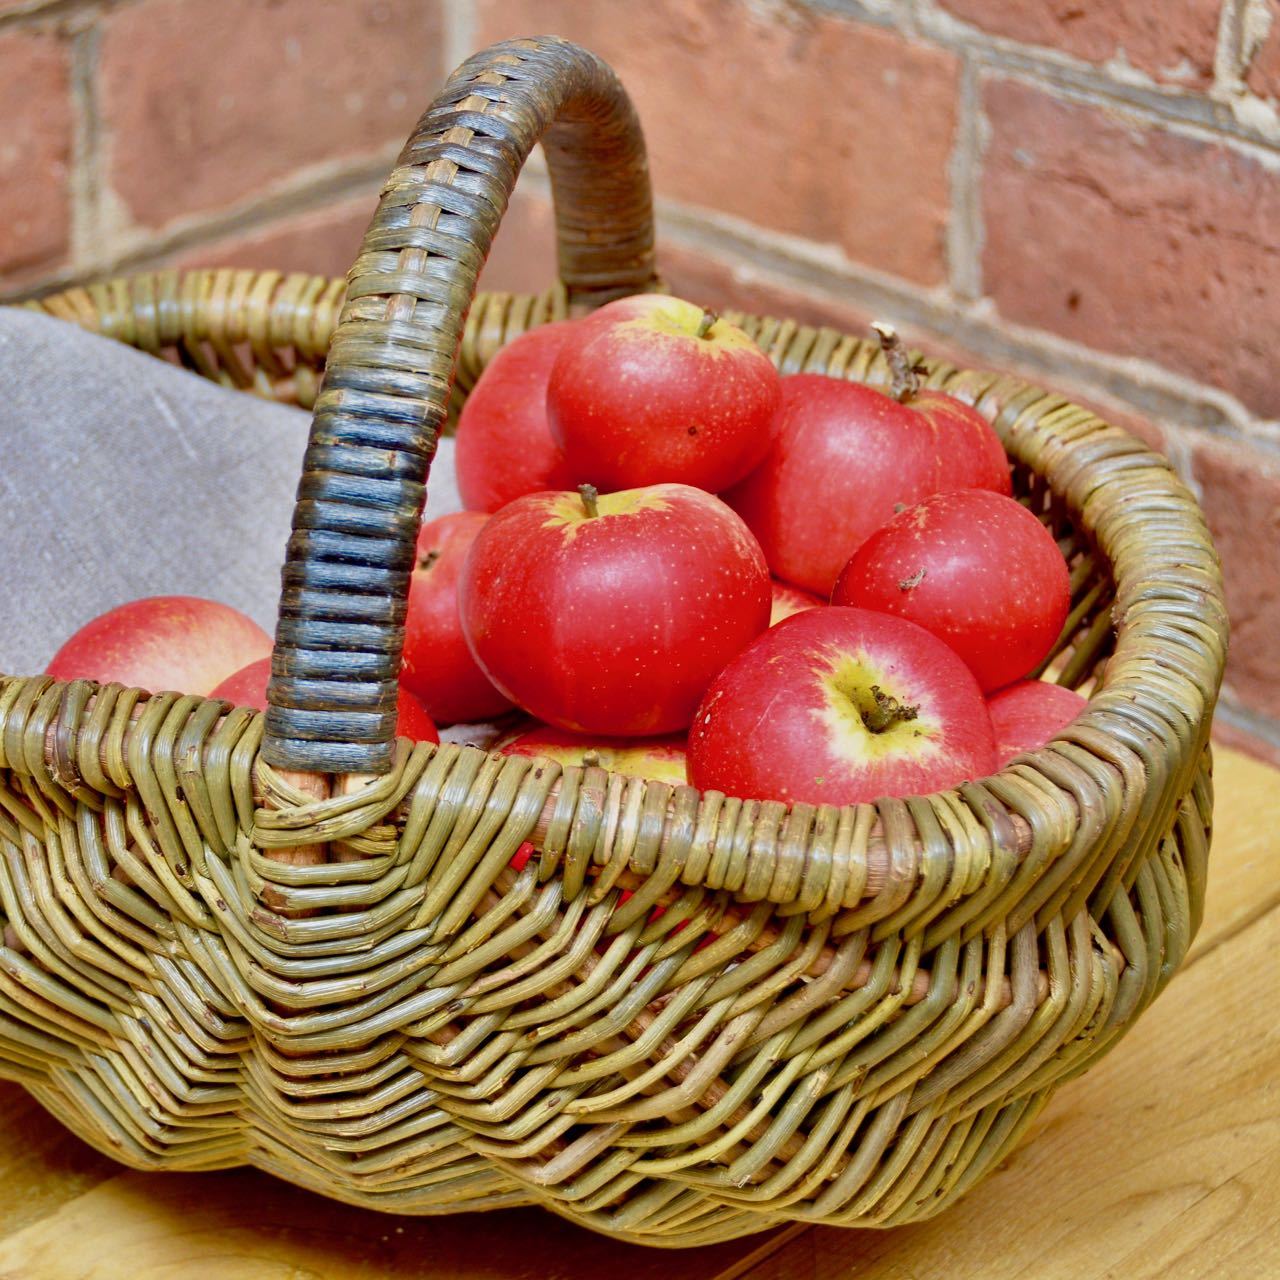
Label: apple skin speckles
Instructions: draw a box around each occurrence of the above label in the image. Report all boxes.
[402,512,514,725]
[688,606,996,807]
[833,489,1071,692]
[987,679,1088,767]
[45,596,271,696]
[724,374,1011,595]
[459,483,771,737]
[547,294,781,493]
[455,320,578,512]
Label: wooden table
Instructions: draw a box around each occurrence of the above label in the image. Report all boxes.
[0,745,1275,1280]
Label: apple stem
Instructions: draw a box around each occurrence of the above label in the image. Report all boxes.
[578,483,600,518]
[863,685,920,733]
[872,322,924,402]
[696,310,718,339]
[417,549,441,571]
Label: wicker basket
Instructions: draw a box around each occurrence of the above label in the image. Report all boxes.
[2,37,1227,1247]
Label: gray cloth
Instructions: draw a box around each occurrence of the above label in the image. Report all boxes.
[0,309,462,677]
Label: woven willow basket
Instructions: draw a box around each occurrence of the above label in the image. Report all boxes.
[4,37,1227,1247]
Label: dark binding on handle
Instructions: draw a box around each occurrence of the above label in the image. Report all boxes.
[263,38,658,774]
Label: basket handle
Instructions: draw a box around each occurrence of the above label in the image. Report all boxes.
[263,37,658,774]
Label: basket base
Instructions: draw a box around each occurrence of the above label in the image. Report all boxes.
[12,1071,1051,1246]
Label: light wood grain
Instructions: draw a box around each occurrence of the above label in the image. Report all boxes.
[0,1084,116,1238]
[0,1171,792,1280]
[1100,1145,1280,1280]
[0,747,1272,1280]
[1186,746,1280,961]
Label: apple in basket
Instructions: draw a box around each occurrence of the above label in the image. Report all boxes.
[210,657,438,743]
[494,724,688,785]
[769,578,823,626]
[546,294,782,493]
[725,326,1010,595]
[401,512,514,725]
[987,679,1088,767]
[455,320,577,512]
[688,606,997,807]
[832,489,1071,693]
[45,595,271,694]
[460,482,771,736]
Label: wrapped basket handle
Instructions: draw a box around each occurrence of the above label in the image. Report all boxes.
[264,37,658,773]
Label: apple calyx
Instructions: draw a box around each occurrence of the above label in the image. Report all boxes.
[578,483,600,518]
[696,310,718,339]
[871,322,927,403]
[862,684,919,734]
[417,549,441,572]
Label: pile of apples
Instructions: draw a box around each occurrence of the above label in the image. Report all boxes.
[46,294,1088,808]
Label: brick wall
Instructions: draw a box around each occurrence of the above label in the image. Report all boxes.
[2,0,1278,764]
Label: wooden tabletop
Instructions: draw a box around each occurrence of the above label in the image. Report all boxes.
[0,744,1275,1280]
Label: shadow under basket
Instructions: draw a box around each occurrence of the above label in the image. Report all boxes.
[3,37,1227,1248]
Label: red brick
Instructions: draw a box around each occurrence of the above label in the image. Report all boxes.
[477,188,558,297]
[173,185,562,294]
[659,241,875,334]
[0,31,72,283]
[1192,438,1280,719]
[99,0,442,229]
[476,1,961,286]
[478,188,877,329]
[468,181,872,322]
[940,0,1219,87]
[1245,0,1280,100]
[981,79,1280,418]
[170,194,377,278]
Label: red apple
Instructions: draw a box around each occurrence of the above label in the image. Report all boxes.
[402,512,514,725]
[874,323,1011,498]
[724,369,1010,596]
[460,483,770,736]
[770,578,823,626]
[206,657,275,710]
[455,320,578,512]
[388,686,440,744]
[546,294,781,492]
[495,724,688,785]
[987,679,1087,767]
[46,595,271,695]
[832,489,1071,692]
[209,657,438,743]
[687,606,996,806]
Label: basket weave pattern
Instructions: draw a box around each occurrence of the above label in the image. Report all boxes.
[2,38,1226,1247]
